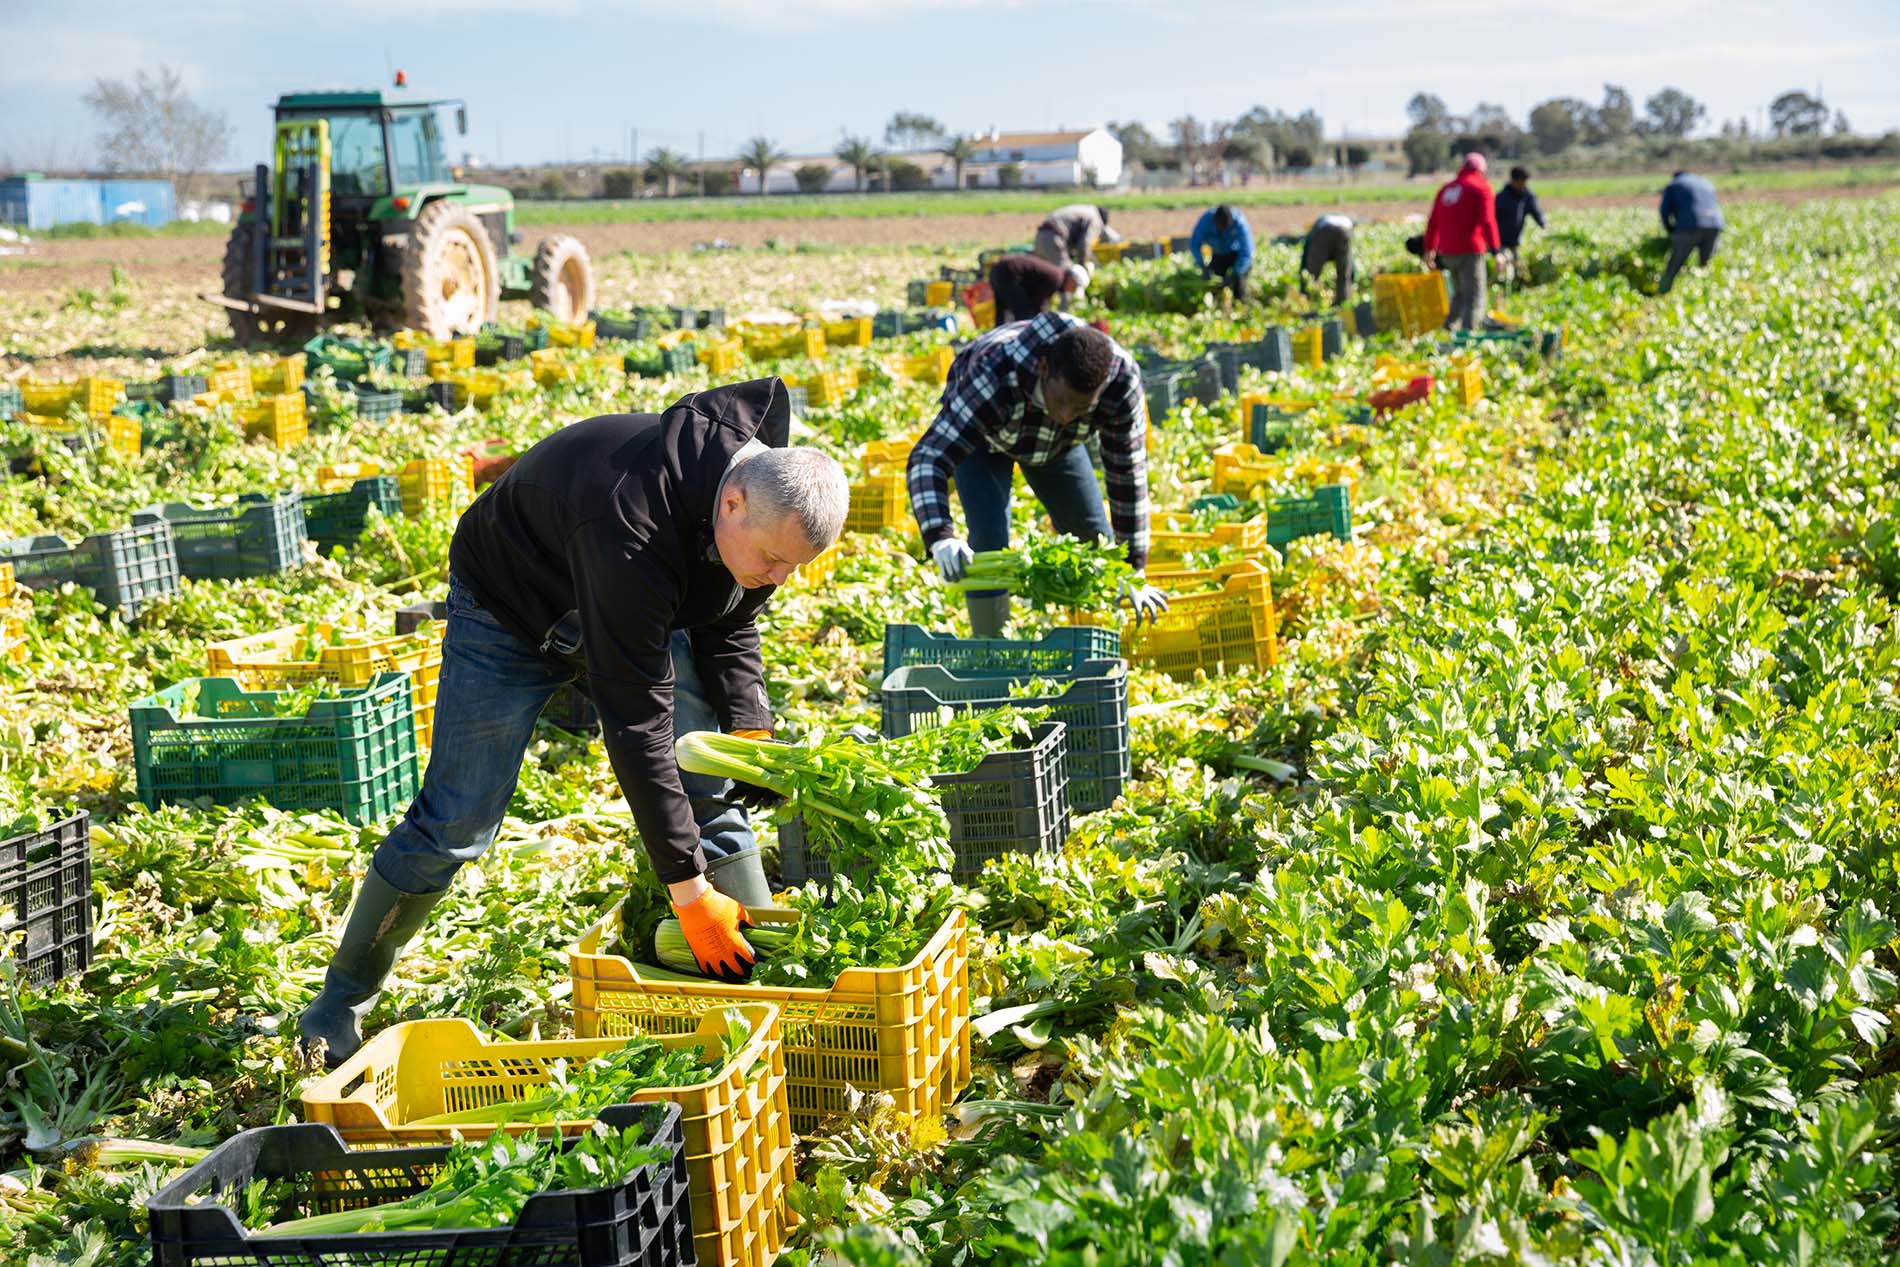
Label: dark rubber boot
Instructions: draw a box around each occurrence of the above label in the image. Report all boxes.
[296,868,448,1068]
[704,848,773,908]
[966,593,1010,639]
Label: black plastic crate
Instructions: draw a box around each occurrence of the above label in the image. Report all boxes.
[157,374,208,404]
[1250,405,1299,454]
[1143,370,1184,422]
[938,266,979,285]
[0,810,92,988]
[427,380,461,411]
[905,280,930,307]
[134,493,307,580]
[393,598,447,636]
[1320,318,1345,360]
[1353,301,1378,338]
[396,347,430,377]
[0,521,180,619]
[305,476,402,554]
[147,1102,693,1267]
[880,658,1128,815]
[881,623,1119,678]
[1257,327,1293,374]
[780,721,1070,888]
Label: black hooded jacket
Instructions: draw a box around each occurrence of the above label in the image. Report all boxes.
[448,377,792,882]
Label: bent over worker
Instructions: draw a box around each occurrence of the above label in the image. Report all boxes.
[907,312,1170,637]
[1657,170,1724,294]
[1423,152,1500,331]
[1034,202,1121,270]
[1299,212,1355,307]
[298,379,850,1067]
[1189,204,1255,302]
[989,252,1089,325]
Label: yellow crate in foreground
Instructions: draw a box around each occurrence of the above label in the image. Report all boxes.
[1125,558,1279,680]
[205,621,444,745]
[572,905,971,1135]
[299,1005,795,1267]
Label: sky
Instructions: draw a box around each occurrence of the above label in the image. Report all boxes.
[1,0,1896,172]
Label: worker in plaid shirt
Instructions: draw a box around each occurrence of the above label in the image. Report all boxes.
[906,312,1172,636]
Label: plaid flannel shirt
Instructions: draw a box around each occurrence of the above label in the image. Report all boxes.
[906,312,1151,570]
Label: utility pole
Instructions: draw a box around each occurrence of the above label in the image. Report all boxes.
[698,132,706,196]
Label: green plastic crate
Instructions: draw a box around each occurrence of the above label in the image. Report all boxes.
[301,335,394,384]
[133,493,307,580]
[130,673,419,823]
[303,476,402,554]
[881,624,1120,678]
[1264,483,1352,547]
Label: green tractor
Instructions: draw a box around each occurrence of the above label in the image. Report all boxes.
[208,87,593,345]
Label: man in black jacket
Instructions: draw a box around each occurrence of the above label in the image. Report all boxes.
[1494,166,1546,287]
[298,377,850,1067]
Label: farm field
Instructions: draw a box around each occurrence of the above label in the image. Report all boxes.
[1,195,1898,1265]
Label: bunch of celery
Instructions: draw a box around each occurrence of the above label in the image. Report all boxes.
[948,530,1132,611]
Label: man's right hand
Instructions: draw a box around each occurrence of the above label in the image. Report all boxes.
[673,887,756,983]
[930,537,975,583]
[1422,251,1438,270]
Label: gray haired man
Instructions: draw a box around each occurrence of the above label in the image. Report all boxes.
[298,378,849,1066]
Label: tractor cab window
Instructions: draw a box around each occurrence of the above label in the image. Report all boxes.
[322,113,389,197]
[387,110,446,187]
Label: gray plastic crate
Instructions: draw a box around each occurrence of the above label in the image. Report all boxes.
[134,493,307,580]
[0,520,180,618]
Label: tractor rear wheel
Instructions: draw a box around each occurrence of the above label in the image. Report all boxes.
[529,235,594,325]
[219,222,318,347]
[400,201,499,339]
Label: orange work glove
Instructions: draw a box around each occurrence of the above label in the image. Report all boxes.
[673,887,756,983]
[730,728,773,740]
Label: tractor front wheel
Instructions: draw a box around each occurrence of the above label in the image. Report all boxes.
[219,223,317,347]
[400,201,500,340]
[529,235,594,325]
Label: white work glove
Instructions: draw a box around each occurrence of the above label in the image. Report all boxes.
[1120,578,1171,627]
[930,537,975,583]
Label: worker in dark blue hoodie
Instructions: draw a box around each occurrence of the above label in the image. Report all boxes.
[1189,204,1254,304]
[1658,171,1724,294]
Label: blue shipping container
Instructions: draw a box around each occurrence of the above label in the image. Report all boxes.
[0,176,176,230]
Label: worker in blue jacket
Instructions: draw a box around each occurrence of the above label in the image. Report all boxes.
[1658,171,1724,294]
[1189,205,1254,303]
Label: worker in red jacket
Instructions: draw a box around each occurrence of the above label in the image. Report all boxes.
[1422,153,1501,331]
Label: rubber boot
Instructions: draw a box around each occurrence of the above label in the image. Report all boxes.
[297,868,448,1069]
[705,847,774,909]
[967,593,1011,639]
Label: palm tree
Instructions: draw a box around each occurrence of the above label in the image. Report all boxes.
[939,135,975,190]
[835,135,878,193]
[644,147,687,198]
[738,136,785,196]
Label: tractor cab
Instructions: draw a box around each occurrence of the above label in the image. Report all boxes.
[208,82,593,346]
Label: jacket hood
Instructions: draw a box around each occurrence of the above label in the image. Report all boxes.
[1460,152,1488,175]
[666,375,794,545]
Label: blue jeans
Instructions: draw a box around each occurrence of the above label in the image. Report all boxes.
[954,444,1112,600]
[373,576,753,894]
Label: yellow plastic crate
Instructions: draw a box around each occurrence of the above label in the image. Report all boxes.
[697,336,745,377]
[26,410,141,457]
[788,537,848,589]
[528,347,574,386]
[1092,241,1126,266]
[1372,356,1429,390]
[21,376,123,420]
[0,561,12,599]
[656,328,698,350]
[572,905,970,1136]
[250,353,305,394]
[1148,513,1267,563]
[206,621,444,746]
[315,460,382,491]
[801,366,861,408]
[858,438,915,475]
[453,366,533,409]
[1450,355,1484,407]
[205,365,255,402]
[236,393,307,450]
[424,336,476,369]
[924,280,955,306]
[844,465,912,535]
[1290,326,1324,368]
[891,346,954,385]
[534,317,597,349]
[299,1005,795,1267]
[970,299,996,330]
[398,456,474,517]
[821,316,873,349]
[1125,559,1279,680]
[1,616,22,666]
[1371,272,1449,337]
[1211,442,1278,497]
